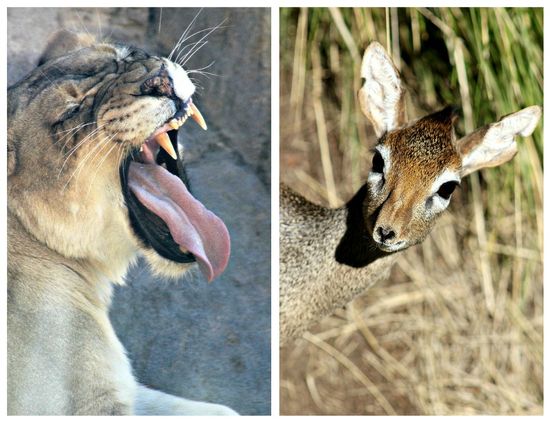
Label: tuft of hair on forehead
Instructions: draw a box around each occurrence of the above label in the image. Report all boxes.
[423,105,460,126]
[382,105,463,174]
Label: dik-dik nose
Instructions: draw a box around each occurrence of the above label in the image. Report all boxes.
[376,226,396,243]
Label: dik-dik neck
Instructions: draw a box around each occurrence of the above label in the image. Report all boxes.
[334,184,390,267]
[280,184,395,343]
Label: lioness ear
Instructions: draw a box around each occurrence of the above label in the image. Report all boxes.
[457,106,541,177]
[358,41,407,138]
[38,30,97,65]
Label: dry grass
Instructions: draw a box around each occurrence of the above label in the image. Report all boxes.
[279,7,543,415]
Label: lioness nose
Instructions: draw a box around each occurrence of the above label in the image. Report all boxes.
[141,68,174,97]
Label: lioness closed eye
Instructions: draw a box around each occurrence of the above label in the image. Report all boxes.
[7,30,236,415]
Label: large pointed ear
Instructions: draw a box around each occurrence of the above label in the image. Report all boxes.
[457,106,541,177]
[358,41,407,138]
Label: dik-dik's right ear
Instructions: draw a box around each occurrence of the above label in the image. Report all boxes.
[358,41,407,138]
[457,106,542,177]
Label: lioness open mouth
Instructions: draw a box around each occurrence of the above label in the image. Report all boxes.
[120,99,230,282]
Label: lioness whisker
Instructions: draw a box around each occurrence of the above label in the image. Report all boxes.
[63,136,109,186]
[62,130,118,192]
[179,20,226,67]
[84,118,133,177]
[58,123,108,178]
[96,9,103,42]
[85,139,123,198]
[54,122,94,151]
[167,8,203,61]
[188,69,219,79]
[62,123,106,155]
[174,40,208,67]
[172,23,228,64]
[117,142,129,186]
[74,11,94,42]
[55,121,94,135]
[61,140,105,192]
[88,132,122,167]
[157,8,163,35]
[179,41,210,68]
[189,79,205,92]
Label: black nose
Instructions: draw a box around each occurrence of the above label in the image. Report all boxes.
[377,226,395,242]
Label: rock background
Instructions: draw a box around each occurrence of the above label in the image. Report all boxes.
[7,7,271,415]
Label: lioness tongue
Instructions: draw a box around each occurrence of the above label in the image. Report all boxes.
[127,162,230,282]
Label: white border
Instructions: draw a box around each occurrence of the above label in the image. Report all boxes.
[2,1,549,420]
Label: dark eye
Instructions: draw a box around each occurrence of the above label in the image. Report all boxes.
[371,150,384,174]
[437,181,459,200]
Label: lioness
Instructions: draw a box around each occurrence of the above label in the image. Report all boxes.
[7,30,237,415]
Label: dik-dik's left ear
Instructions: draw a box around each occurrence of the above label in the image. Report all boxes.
[457,106,542,177]
[358,41,407,138]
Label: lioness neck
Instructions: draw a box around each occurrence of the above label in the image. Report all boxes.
[279,185,395,343]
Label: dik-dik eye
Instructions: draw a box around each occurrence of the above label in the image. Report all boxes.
[371,150,385,174]
[436,181,459,200]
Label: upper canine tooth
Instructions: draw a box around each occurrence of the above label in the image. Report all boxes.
[154,132,177,160]
[169,119,180,130]
[189,103,207,130]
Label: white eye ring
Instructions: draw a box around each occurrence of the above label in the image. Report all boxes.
[367,171,384,192]
[429,192,451,213]
[427,170,461,213]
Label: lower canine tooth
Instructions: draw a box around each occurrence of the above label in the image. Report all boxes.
[154,132,177,160]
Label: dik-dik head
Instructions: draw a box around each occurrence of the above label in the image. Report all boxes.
[359,42,541,253]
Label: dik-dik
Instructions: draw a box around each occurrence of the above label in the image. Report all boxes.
[280,41,541,343]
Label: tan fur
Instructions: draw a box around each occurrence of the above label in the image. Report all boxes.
[280,41,541,344]
[8,32,236,415]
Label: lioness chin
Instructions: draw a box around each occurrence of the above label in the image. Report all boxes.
[7,30,236,415]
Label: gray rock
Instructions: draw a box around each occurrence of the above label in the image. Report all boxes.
[7,8,59,86]
[7,7,271,415]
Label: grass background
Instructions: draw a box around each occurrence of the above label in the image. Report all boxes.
[279,7,543,415]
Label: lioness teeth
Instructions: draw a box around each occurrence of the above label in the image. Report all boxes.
[168,119,180,130]
[189,103,207,130]
[154,132,177,160]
